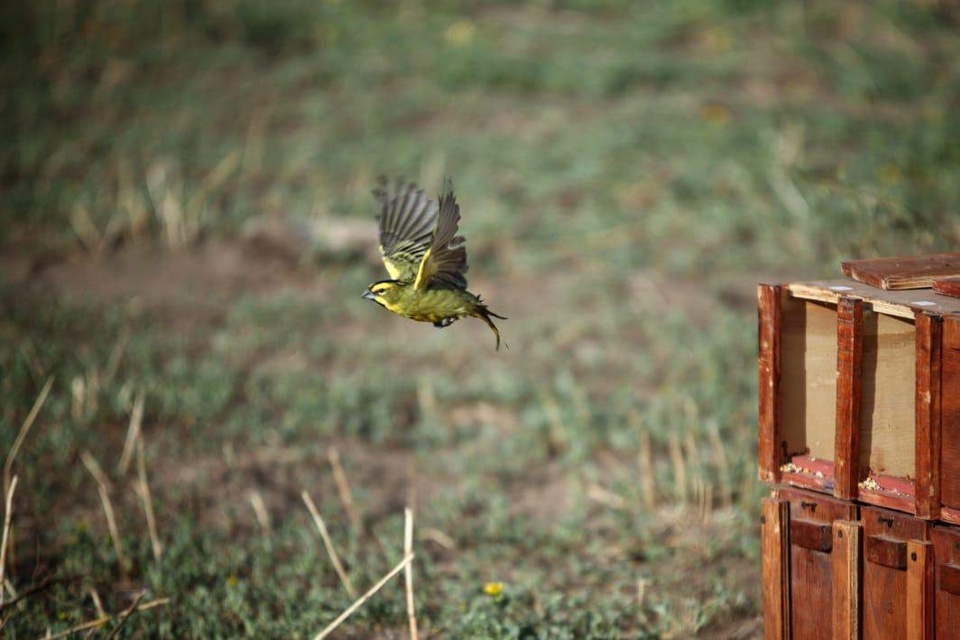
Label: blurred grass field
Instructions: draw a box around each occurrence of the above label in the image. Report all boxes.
[1,0,959,637]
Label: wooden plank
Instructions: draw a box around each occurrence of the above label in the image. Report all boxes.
[914,311,942,520]
[906,540,933,640]
[787,280,960,319]
[841,253,960,290]
[862,507,932,640]
[933,527,960,640]
[791,519,832,552]
[835,297,863,500]
[942,315,960,513]
[758,284,783,484]
[933,276,960,298]
[832,520,861,640]
[762,497,791,640]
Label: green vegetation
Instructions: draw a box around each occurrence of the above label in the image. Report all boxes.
[2,0,958,637]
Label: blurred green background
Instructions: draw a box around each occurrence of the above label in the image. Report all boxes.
[1,0,958,637]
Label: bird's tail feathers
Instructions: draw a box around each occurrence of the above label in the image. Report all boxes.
[474,305,508,351]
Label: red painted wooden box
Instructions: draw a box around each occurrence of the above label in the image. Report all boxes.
[758,279,960,519]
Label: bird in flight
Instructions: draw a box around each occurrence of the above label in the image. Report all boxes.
[362,177,507,350]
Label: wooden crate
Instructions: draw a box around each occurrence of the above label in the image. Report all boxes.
[762,487,859,640]
[861,505,933,640]
[932,526,960,639]
[758,279,960,519]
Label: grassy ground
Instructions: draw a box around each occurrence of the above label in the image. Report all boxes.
[1,1,958,637]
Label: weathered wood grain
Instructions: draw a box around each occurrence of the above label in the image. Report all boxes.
[932,526,960,640]
[758,284,783,484]
[906,539,933,640]
[841,253,960,290]
[832,520,861,640]
[835,297,863,501]
[914,311,941,520]
[933,276,960,298]
[762,497,790,640]
[942,315,960,515]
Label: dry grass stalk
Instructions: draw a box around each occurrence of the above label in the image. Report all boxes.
[301,491,356,599]
[135,439,163,561]
[118,389,145,474]
[586,483,627,510]
[420,528,455,550]
[637,427,657,510]
[103,329,130,386]
[312,553,415,640]
[104,592,145,640]
[682,431,702,477]
[403,508,419,640]
[248,491,272,538]
[45,598,170,640]
[0,476,18,607]
[706,423,733,509]
[667,433,687,503]
[327,448,361,537]
[89,588,107,618]
[83,452,127,574]
[4,376,53,501]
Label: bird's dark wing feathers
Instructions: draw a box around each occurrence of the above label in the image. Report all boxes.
[374,177,438,281]
[414,180,469,291]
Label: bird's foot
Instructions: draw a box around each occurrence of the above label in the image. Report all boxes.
[433,318,457,328]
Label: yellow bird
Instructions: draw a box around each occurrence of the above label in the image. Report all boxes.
[362,177,507,350]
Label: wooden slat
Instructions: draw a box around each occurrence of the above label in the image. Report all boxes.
[942,316,960,513]
[933,276,960,298]
[832,520,861,640]
[787,280,960,319]
[914,311,942,520]
[758,284,783,484]
[834,297,863,501]
[841,253,960,290]
[791,519,832,552]
[762,497,791,640]
[906,540,933,640]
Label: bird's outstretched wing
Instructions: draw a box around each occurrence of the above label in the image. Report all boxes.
[375,177,439,282]
[413,180,469,291]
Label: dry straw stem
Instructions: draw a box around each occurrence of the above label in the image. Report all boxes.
[312,553,415,640]
[667,433,687,503]
[83,452,127,574]
[706,423,733,509]
[4,376,53,501]
[636,426,657,510]
[135,438,163,561]
[0,476,18,607]
[104,592,145,640]
[327,448,361,537]
[404,508,419,640]
[248,490,272,537]
[45,597,170,640]
[118,390,145,474]
[301,491,356,599]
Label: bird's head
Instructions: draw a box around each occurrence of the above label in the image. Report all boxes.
[362,280,402,307]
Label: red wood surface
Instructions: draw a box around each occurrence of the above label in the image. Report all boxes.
[779,487,858,640]
[862,507,932,640]
[933,276,960,298]
[832,520,861,640]
[906,540,933,640]
[841,253,960,290]
[943,316,960,514]
[835,296,864,500]
[931,526,960,640]
[914,311,942,520]
[762,497,790,640]
[758,284,783,484]
[858,473,916,515]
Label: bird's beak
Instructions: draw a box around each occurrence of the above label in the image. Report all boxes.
[361,289,376,301]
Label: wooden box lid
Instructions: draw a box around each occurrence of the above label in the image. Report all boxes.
[841,253,960,290]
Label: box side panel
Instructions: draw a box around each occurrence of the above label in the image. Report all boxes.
[860,312,916,479]
[942,317,960,512]
[782,298,838,461]
[932,526,960,640]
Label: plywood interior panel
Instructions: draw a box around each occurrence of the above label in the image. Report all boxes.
[780,297,837,460]
[859,312,916,478]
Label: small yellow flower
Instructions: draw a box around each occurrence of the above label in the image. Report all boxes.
[483,581,504,597]
[226,575,239,587]
[444,20,476,48]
